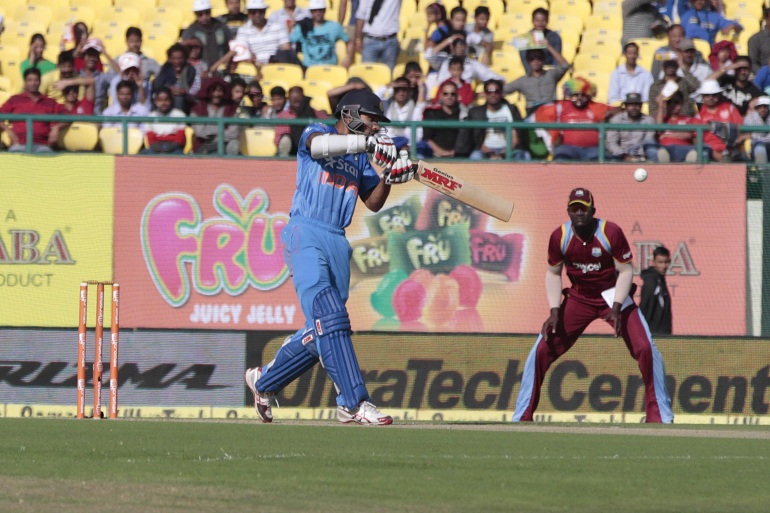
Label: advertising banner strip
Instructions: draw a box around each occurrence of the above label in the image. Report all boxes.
[0,154,115,327]
[114,159,746,335]
[1,329,768,421]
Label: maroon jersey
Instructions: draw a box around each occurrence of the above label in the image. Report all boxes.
[547,219,633,302]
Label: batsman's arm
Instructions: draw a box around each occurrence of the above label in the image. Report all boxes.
[309,133,368,157]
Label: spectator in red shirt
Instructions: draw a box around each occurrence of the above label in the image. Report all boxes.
[533,77,613,161]
[0,68,60,152]
[647,91,706,163]
[58,83,95,116]
[144,87,187,154]
[433,56,474,107]
[695,79,748,161]
[274,85,328,156]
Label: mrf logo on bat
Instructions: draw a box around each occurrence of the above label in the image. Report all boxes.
[419,165,463,194]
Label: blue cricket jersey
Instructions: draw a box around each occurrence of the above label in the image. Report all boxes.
[291,124,382,229]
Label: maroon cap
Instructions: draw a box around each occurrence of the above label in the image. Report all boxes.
[568,188,594,207]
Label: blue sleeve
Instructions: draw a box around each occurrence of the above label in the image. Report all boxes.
[336,22,349,42]
[298,123,330,158]
[359,161,381,196]
[290,24,302,44]
[755,67,770,91]
[717,16,742,31]
[430,26,448,44]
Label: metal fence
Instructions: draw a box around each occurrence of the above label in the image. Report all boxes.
[1,113,757,162]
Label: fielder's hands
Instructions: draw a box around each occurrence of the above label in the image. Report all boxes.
[384,150,415,184]
[366,134,397,169]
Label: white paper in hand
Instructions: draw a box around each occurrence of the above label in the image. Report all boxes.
[601,288,634,311]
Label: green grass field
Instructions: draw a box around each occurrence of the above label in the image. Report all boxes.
[1,419,768,513]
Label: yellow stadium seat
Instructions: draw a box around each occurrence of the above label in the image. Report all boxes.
[584,14,623,33]
[0,90,10,107]
[406,12,428,31]
[464,0,505,22]
[558,28,581,63]
[573,51,619,74]
[549,13,585,36]
[592,0,623,16]
[96,6,143,28]
[630,37,667,70]
[505,0,548,16]
[348,63,391,90]
[240,127,277,157]
[259,78,289,93]
[491,60,525,81]
[261,63,304,88]
[52,7,97,36]
[158,0,197,26]
[490,48,523,68]
[142,7,184,34]
[235,61,259,78]
[305,64,348,88]
[549,0,591,24]
[299,79,333,97]
[0,75,11,92]
[143,35,177,61]
[99,127,144,155]
[400,25,428,52]
[13,5,54,32]
[0,56,21,93]
[310,95,331,114]
[0,44,22,65]
[59,123,100,152]
[578,70,612,103]
[115,0,158,14]
[582,28,623,47]
[70,0,114,14]
[392,63,407,79]
[495,12,530,33]
[4,20,48,38]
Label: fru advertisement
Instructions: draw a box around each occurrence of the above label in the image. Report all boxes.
[114,159,745,335]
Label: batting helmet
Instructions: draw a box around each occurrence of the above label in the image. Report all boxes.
[334,89,390,132]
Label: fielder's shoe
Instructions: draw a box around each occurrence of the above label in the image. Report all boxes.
[244,367,275,423]
[337,401,393,426]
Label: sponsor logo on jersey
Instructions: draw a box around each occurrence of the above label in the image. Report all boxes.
[573,262,602,273]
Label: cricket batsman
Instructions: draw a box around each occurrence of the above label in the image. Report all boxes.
[245,89,415,425]
[513,188,674,423]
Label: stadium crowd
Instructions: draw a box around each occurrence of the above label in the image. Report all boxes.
[1,0,770,161]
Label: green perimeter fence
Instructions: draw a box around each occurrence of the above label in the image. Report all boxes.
[2,113,766,163]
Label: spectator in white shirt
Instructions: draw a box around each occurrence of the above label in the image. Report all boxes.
[353,0,402,69]
[101,80,150,134]
[432,37,503,90]
[608,42,654,104]
[384,76,425,147]
[233,0,292,65]
[268,0,310,33]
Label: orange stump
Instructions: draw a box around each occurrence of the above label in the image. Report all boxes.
[76,281,120,419]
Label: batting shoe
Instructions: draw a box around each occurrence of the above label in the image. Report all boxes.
[244,367,275,423]
[337,401,393,426]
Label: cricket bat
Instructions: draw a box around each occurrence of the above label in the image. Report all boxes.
[413,160,514,222]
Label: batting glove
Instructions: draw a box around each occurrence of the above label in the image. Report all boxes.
[366,134,397,169]
[384,150,415,184]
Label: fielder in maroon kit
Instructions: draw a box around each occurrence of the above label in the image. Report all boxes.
[513,188,673,423]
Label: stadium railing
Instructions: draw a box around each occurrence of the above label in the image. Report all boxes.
[0,113,764,164]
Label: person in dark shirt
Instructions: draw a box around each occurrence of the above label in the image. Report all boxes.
[640,245,672,335]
